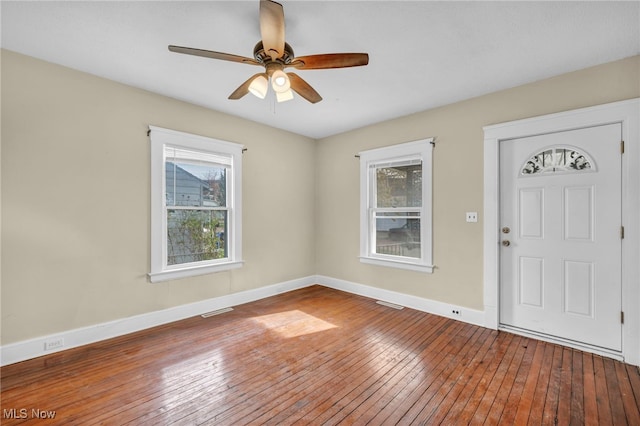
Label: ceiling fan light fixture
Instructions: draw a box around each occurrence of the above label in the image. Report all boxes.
[276,88,294,103]
[248,75,268,99]
[271,69,290,93]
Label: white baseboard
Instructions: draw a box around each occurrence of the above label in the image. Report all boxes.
[315,275,486,327]
[0,276,316,366]
[1,275,487,366]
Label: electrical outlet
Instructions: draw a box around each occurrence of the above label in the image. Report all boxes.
[44,338,64,351]
[451,309,462,316]
[466,212,478,223]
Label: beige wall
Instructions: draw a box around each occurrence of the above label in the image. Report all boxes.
[1,50,316,344]
[315,55,640,311]
[2,48,639,346]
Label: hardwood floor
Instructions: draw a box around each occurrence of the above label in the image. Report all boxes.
[2,285,639,425]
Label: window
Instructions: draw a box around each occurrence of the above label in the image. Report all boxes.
[149,126,243,282]
[359,139,434,272]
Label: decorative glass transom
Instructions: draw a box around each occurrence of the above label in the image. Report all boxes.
[521,147,594,175]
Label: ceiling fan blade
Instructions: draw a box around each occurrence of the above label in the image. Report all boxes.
[169,45,261,66]
[228,73,267,100]
[288,73,322,104]
[260,0,285,60]
[288,53,369,70]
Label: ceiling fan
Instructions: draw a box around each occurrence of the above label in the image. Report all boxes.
[168,0,369,104]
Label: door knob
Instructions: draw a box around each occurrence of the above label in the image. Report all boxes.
[502,240,511,247]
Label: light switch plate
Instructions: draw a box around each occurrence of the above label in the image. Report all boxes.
[466,212,478,222]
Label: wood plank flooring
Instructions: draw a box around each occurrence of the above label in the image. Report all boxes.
[2,285,639,425]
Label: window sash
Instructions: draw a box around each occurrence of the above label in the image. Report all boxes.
[370,162,423,209]
[369,157,424,261]
[162,193,233,268]
[164,150,229,208]
[164,207,231,269]
[370,209,423,259]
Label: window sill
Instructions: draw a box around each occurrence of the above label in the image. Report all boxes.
[359,256,434,273]
[149,260,244,283]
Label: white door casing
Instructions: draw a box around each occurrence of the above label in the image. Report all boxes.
[500,124,622,351]
[483,98,640,365]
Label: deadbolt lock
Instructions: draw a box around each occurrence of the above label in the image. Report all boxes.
[502,227,510,234]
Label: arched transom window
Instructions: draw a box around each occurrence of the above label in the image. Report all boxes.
[521,146,594,175]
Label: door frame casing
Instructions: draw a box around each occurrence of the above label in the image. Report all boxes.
[483,98,640,365]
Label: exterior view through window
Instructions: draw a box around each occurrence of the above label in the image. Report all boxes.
[165,147,229,266]
[374,163,422,258]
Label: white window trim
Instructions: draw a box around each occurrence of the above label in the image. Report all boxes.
[148,126,244,283]
[359,138,434,273]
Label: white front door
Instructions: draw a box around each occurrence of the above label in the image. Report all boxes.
[500,123,622,351]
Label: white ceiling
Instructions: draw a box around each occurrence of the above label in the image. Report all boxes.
[2,1,639,139]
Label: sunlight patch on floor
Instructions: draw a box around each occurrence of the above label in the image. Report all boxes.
[250,310,338,338]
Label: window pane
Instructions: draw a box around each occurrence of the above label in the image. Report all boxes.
[521,147,593,175]
[376,165,422,208]
[375,217,421,258]
[167,209,227,266]
[165,160,227,207]
[374,212,419,237]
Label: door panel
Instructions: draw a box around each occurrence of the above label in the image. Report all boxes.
[500,123,622,351]
[519,256,544,307]
[564,186,594,241]
[563,260,594,317]
[519,188,544,239]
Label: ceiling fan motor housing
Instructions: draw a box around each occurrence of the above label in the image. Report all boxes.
[253,41,295,75]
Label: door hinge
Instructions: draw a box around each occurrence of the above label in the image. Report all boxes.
[621,226,625,239]
[621,311,625,324]
[621,140,625,154]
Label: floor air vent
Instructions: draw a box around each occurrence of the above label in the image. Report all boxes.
[376,300,404,310]
[201,307,234,318]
